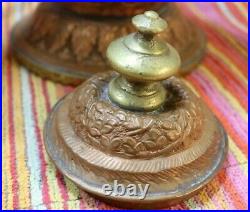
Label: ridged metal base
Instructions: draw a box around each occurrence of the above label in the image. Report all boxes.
[44,93,227,209]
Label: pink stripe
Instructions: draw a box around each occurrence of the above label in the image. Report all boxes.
[180,3,247,45]
[205,55,247,110]
[223,151,246,170]
[205,28,248,77]
[29,76,51,208]
[55,172,69,209]
[196,3,247,40]
[41,80,69,209]
[214,4,247,42]
[190,72,247,143]
[224,165,248,205]
[205,150,247,209]
[214,181,236,209]
[6,4,19,209]
[79,199,86,209]
[64,85,74,95]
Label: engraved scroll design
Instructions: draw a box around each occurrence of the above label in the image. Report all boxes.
[69,73,202,159]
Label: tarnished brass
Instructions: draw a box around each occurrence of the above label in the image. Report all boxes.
[11,3,206,85]
[107,11,180,111]
[44,11,227,209]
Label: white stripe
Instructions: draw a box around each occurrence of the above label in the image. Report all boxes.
[217,2,248,33]
[20,68,45,209]
[14,3,44,209]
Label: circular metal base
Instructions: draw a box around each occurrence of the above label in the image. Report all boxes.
[11,17,89,85]
[11,3,206,85]
[44,93,227,209]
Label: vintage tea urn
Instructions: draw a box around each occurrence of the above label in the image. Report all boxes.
[44,11,227,208]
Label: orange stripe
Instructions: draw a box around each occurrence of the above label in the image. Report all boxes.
[238,2,248,12]
[203,56,247,111]
[242,2,248,10]
[227,3,248,25]
[217,29,248,58]
[207,44,247,85]
[42,80,70,209]
[187,76,248,157]
[233,2,248,20]
[204,26,248,77]
[182,4,248,83]
[56,83,67,100]
[200,66,247,121]
[186,3,247,53]
[217,171,247,209]
[185,5,248,77]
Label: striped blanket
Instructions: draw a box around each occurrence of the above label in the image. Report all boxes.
[2,2,248,210]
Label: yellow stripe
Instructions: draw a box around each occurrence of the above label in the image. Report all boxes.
[187,69,247,208]
[200,67,247,173]
[207,44,248,86]
[2,4,14,209]
[46,81,81,209]
[200,66,247,120]
[198,189,217,209]
[64,180,81,209]
[12,61,31,208]
[23,2,38,15]
[211,179,229,209]
[31,75,64,209]
[240,2,248,11]
[57,84,67,100]
[215,28,248,58]
[2,62,13,209]
[46,81,60,106]
[47,81,58,104]
[49,200,83,209]
[228,136,248,175]
[240,163,248,178]
[182,78,201,97]
[185,197,201,209]
[187,3,208,21]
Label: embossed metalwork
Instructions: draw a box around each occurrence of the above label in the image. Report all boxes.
[70,73,201,159]
[44,11,226,209]
[11,3,206,85]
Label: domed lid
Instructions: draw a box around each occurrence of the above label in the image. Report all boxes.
[106,11,181,82]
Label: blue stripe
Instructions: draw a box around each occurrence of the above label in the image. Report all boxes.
[20,68,45,209]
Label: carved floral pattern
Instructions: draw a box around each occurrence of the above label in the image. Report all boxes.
[27,3,198,67]
[69,73,202,159]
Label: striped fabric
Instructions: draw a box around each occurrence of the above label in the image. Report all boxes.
[2,2,248,210]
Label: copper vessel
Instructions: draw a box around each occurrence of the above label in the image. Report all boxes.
[11,3,206,85]
[44,11,226,209]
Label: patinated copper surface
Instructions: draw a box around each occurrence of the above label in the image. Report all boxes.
[11,3,206,85]
[43,11,226,208]
[44,72,227,208]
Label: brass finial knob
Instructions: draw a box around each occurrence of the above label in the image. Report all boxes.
[132,11,167,35]
[107,11,181,111]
